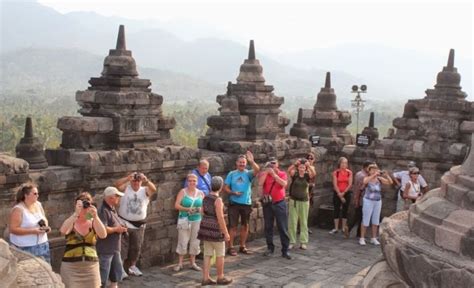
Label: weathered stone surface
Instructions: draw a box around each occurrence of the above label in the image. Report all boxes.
[198,40,289,148]
[0,239,17,288]
[15,117,48,170]
[57,25,175,149]
[289,72,352,152]
[0,154,29,175]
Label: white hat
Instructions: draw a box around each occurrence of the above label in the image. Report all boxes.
[104,186,124,197]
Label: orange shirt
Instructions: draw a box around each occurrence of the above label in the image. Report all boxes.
[333,169,352,193]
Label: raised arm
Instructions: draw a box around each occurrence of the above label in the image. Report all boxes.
[114,174,133,192]
[246,151,260,175]
[60,200,82,235]
[140,173,157,197]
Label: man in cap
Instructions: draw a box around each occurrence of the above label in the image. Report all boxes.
[97,187,127,288]
[259,157,291,259]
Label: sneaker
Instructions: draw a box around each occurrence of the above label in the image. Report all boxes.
[263,249,274,257]
[359,238,366,246]
[128,265,143,276]
[282,253,292,260]
[173,264,183,272]
[329,229,339,234]
[288,244,294,250]
[300,244,307,250]
[191,263,202,271]
[370,238,381,246]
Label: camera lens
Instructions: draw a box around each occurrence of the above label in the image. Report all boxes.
[82,200,91,209]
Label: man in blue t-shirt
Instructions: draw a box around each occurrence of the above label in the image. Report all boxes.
[224,151,260,256]
[184,159,212,196]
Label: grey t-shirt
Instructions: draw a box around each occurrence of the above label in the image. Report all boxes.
[96,201,121,254]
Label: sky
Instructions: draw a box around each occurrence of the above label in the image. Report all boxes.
[36,0,473,59]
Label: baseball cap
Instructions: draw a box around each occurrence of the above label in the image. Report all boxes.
[104,186,124,197]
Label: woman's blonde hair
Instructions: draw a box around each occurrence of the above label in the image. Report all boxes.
[15,183,37,203]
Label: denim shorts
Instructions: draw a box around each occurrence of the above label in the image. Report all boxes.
[15,241,51,264]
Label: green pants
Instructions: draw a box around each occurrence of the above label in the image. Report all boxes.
[288,199,309,244]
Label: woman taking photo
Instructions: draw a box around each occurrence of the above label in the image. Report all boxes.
[198,176,233,286]
[360,164,393,246]
[59,192,107,288]
[330,157,353,237]
[9,183,51,263]
[287,158,316,249]
[174,174,205,272]
[403,167,423,210]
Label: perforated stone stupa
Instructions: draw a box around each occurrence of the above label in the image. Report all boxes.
[289,72,352,151]
[57,25,175,150]
[198,40,291,152]
[381,49,473,186]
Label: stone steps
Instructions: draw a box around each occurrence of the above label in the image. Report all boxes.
[458,174,474,190]
[446,183,474,210]
[435,209,474,255]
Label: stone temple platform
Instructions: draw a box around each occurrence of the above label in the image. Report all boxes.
[121,227,381,288]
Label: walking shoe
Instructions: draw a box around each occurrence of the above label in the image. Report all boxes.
[128,265,143,276]
[343,226,349,238]
[329,229,339,234]
[300,244,307,250]
[370,238,381,246]
[359,238,366,246]
[239,246,253,255]
[227,247,237,256]
[191,263,202,271]
[173,264,183,272]
[308,229,313,234]
[263,249,274,257]
[282,253,292,260]
[201,278,217,286]
[288,244,294,250]
[217,277,233,285]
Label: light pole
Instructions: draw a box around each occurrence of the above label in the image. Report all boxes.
[351,85,367,134]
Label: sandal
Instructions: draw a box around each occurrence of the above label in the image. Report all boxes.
[201,278,217,286]
[227,247,237,256]
[239,246,253,255]
[217,277,233,285]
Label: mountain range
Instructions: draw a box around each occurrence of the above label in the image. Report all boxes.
[1,0,472,107]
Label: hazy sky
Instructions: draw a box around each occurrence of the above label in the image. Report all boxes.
[38,0,473,58]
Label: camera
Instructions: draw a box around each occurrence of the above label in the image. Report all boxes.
[38,219,46,227]
[133,172,141,181]
[82,200,91,209]
[299,158,307,165]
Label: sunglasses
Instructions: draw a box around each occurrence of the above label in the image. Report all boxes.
[32,192,39,196]
[410,172,420,175]
[270,161,277,165]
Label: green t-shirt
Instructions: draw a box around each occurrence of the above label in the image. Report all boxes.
[178,189,203,222]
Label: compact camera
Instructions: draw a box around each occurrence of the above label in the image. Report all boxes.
[38,219,46,227]
[299,158,307,165]
[133,172,142,181]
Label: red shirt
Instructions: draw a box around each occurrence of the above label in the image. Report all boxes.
[333,168,352,193]
[263,170,287,203]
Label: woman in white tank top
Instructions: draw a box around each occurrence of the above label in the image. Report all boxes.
[9,184,51,264]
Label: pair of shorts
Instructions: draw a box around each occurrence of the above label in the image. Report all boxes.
[203,241,225,257]
[228,203,252,228]
[16,241,51,264]
[99,251,125,286]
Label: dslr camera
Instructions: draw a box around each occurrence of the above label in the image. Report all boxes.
[38,219,51,232]
[82,200,91,209]
[299,158,307,165]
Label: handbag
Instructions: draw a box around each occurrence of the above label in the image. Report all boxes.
[176,189,197,230]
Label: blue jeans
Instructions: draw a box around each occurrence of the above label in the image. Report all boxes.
[99,251,124,287]
[16,241,51,264]
[263,200,290,255]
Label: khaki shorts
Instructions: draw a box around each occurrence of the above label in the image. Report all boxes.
[203,241,225,257]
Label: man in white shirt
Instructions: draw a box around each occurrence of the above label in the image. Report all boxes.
[392,162,428,212]
[115,172,157,276]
